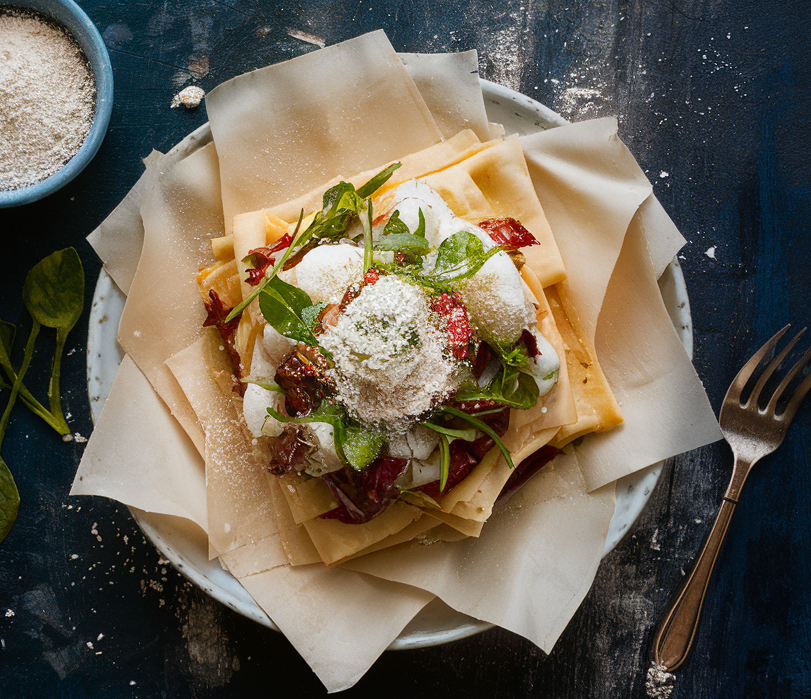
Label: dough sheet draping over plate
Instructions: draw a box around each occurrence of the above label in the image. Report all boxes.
[71,30,721,693]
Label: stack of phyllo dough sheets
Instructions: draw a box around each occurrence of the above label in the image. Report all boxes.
[73,30,720,691]
[195,131,624,566]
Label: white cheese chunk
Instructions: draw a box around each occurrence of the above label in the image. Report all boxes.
[295,243,363,304]
[242,383,285,438]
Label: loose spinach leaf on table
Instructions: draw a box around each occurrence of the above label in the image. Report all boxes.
[0,247,86,544]
[0,457,19,544]
[22,247,84,434]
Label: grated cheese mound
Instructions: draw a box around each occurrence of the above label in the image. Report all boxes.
[319,275,461,431]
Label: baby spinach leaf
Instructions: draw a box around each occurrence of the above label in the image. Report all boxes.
[22,248,84,435]
[258,276,318,347]
[22,247,83,332]
[342,424,385,471]
[0,456,19,545]
[420,231,502,285]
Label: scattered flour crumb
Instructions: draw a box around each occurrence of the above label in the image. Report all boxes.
[659,171,669,178]
[62,434,73,442]
[5,609,14,618]
[73,433,88,443]
[646,662,676,698]
[171,85,205,109]
[96,633,104,641]
[286,28,326,47]
[86,641,94,650]
[705,246,717,259]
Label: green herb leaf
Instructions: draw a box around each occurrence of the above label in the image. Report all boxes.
[267,401,349,464]
[342,424,385,471]
[441,406,515,470]
[362,200,374,274]
[356,162,401,198]
[258,276,319,347]
[0,456,19,545]
[374,210,432,260]
[301,302,329,331]
[455,365,540,410]
[420,231,502,285]
[243,379,285,392]
[438,434,450,492]
[422,421,478,442]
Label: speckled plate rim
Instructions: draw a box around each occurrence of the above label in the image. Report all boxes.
[86,80,692,649]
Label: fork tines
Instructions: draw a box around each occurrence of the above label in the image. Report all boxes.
[728,325,811,420]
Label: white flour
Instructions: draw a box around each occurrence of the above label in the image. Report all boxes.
[0,8,96,191]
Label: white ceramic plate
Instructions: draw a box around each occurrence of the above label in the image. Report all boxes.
[86,80,692,649]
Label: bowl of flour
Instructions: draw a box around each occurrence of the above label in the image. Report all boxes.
[0,0,113,207]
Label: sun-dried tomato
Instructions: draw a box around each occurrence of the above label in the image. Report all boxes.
[266,427,308,476]
[274,344,333,416]
[430,291,473,360]
[244,233,294,285]
[478,218,539,250]
[521,328,540,357]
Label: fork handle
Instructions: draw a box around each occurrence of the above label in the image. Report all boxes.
[651,497,737,671]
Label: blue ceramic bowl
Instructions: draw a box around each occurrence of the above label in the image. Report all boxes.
[0,0,113,208]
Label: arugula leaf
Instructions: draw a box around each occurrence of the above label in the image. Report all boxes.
[227,164,402,325]
[0,456,19,544]
[438,434,450,492]
[493,339,531,370]
[362,200,374,274]
[258,276,319,347]
[422,421,478,442]
[455,364,540,410]
[267,401,349,464]
[374,210,431,260]
[356,162,401,198]
[419,231,502,285]
[441,406,515,470]
[342,424,385,471]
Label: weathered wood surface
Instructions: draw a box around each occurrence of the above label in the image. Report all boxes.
[0,1,809,696]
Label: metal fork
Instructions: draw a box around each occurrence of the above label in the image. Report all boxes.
[652,325,811,672]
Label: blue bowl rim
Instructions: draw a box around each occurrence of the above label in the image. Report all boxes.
[0,0,114,208]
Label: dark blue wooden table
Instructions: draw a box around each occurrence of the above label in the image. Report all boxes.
[1,1,809,697]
